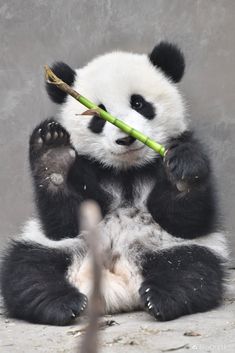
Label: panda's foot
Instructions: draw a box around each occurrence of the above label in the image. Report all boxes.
[139,280,186,321]
[38,291,88,326]
[23,290,88,326]
[29,119,76,192]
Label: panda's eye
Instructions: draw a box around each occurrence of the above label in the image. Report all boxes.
[130,94,155,120]
[130,95,144,110]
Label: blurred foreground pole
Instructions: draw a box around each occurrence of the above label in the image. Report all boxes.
[79,201,103,353]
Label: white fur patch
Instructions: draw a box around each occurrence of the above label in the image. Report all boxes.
[21,218,86,252]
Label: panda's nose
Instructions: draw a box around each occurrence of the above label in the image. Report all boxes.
[115,136,136,146]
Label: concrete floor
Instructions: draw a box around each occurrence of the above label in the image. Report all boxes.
[1,271,235,353]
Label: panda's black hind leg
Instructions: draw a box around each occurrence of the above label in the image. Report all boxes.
[29,119,80,240]
[1,241,88,325]
[139,245,225,321]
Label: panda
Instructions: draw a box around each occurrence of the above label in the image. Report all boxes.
[1,42,229,326]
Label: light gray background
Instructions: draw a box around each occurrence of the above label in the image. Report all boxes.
[0,0,234,260]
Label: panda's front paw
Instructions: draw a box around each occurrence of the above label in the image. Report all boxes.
[30,119,70,153]
[29,119,76,192]
[164,141,209,188]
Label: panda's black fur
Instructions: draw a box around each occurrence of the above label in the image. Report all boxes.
[1,42,228,325]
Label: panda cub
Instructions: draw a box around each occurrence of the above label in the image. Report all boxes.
[1,42,228,326]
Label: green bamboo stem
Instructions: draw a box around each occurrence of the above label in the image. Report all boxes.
[45,65,166,157]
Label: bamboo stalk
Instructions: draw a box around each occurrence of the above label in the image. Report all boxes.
[45,65,166,157]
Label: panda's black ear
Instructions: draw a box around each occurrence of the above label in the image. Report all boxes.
[46,62,76,104]
[149,42,185,83]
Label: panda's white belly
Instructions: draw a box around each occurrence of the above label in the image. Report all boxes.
[67,207,163,313]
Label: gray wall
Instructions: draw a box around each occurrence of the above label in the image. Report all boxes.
[0,0,234,260]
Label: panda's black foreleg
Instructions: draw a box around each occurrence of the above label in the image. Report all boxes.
[29,118,80,240]
[139,245,225,321]
[148,132,217,238]
[1,241,87,325]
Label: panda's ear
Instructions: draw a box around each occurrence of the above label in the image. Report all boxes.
[149,42,185,83]
[46,62,76,104]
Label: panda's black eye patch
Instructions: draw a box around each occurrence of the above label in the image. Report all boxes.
[130,94,155,120]
[88,104,107,134]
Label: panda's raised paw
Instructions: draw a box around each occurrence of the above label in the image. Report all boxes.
[29,119,77,191]
[30,118,70,151]
[164,142,209,187]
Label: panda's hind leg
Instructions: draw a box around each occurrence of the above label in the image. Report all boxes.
[0,240,87,325]
[139,245,225,321]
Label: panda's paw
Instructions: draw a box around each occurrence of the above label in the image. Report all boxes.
[42,291,88,326]
[29,119,76,191]
[164,141,209,187]
[139,281,183,321]
[30,118,71,152]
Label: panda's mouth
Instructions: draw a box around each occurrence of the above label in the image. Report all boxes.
[111,146,144,157]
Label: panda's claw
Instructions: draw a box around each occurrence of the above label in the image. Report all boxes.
[79,295,88,313]
[139,282,164,320]
[81,303,86,309]
[83,296,88,306]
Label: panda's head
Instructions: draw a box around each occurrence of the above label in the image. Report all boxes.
[47,42,187,170]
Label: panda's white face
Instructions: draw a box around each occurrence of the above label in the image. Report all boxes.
[59,51,187,169]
